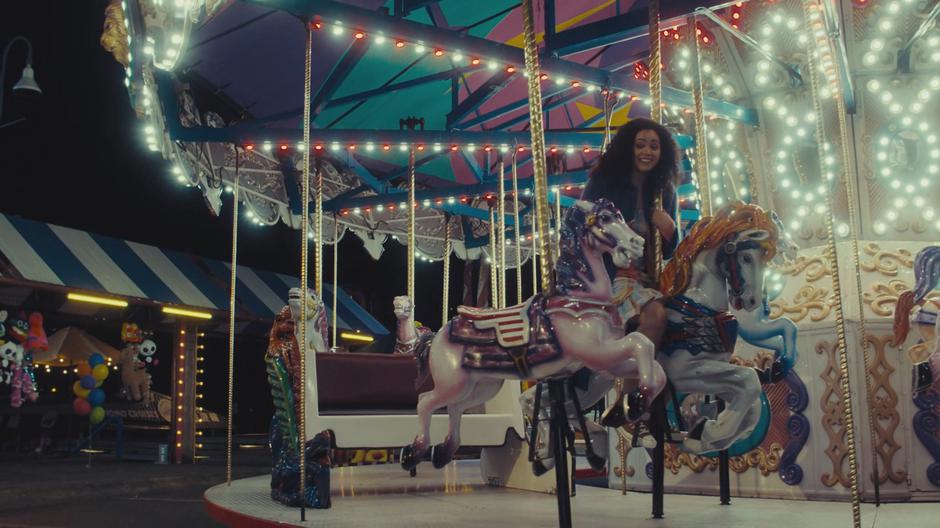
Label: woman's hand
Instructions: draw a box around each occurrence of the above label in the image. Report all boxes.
[651,209,676,241]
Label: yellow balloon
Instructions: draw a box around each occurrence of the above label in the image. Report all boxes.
[92,364,109,382]
[73,380,90,398]
[89,406,106,425]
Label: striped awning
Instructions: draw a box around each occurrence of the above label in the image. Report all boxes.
[0,213,388,336]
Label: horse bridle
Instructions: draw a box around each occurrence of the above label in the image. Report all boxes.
[718,238,764,300]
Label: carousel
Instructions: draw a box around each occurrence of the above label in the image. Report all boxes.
[107,0,939,526]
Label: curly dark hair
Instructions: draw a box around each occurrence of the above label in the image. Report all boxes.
[588,118,679,198]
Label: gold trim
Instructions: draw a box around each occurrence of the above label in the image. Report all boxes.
[770,285,835,322]
[862,280,940,317]
[860,243,914,277]
[776,255,831,282]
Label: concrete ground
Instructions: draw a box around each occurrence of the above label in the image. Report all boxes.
[0,451,269,528]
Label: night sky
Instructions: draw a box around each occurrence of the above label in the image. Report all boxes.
[0,0,457,333]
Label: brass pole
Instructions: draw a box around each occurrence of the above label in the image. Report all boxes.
[225,157,239,486]
[489,206,499,307]
[521,0,554,293]
[298,24,312,521]
[498,160,507,309]
[687,14,712,216]
[332,216,339,349]
[408,146,416,301]
[512,152,523,305]
[442,216,450,326]
[800,2,861,525]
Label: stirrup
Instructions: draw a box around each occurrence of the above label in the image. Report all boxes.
[600,393,627,429]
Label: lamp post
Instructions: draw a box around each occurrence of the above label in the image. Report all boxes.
[0,36,42,126]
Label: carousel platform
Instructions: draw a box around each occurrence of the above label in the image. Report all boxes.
[204,460,936,527]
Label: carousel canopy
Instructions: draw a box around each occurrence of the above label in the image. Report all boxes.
[0,212,388,336]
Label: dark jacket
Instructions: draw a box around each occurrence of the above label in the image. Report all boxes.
[581,177,679,281]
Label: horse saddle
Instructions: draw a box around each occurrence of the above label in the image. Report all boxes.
[450,295,559,378]
[662,295,739,357]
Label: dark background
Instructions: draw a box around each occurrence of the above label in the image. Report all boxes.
[0,0,471,435]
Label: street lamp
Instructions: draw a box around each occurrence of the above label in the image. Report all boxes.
[0,36,42,125]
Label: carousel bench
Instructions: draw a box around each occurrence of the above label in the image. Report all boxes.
[316,352,433,413]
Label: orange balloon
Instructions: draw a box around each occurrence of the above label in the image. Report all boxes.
[77,363,92,377]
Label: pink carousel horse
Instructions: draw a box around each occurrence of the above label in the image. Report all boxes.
[401,198,667,471]
[893,246,940,395]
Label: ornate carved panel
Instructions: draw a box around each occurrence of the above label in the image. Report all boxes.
[817,339,851,488]
[865,334,906,484]
[860,243,914,277]
[770,285,835,323]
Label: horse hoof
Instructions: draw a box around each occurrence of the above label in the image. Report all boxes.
[586,453,607,472]
[913,362,934,396]
[626,390,648,422]
[532,458,553,476]
[400,446,419,472]
[431,444,453,469]
[410,468,417,478]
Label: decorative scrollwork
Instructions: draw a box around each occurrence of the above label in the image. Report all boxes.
[770,285,835,322]
[860,242,914,277]
[776,255,831,282]
[817,340,851,488]
[913,385,940,487]
[863,280,940,317]
[659,443,784,476]
[866,334,907,484]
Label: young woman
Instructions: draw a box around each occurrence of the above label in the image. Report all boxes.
[582,118,680,341]
[582,118,680,425]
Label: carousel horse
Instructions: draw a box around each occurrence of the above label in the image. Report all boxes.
[265,287,332,508]
[402,198,666,472]
[393,296,432,355]
[519,211,799,472]
[892,246,940,395]
[657,201,780,453]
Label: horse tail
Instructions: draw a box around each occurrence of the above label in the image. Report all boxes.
[413,330,437,390]
[892,290,916,347]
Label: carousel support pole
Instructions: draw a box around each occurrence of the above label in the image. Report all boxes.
[225,152,240,485]
[812,0,882,506]
[548,379,573,528]
[554,186,562,265]
[719,448,731,505]
[521,0,554,293]
[407,130,417,303]
[298,23,314,521]
[498,160,507,309]
[171,320,198,464]
[442,215,451,327]
[687,13,712,216]
[650,393,666,519]
[332,215,339,349]
[800,3,861,526]
[489,206,499,308]
[511,151,523,305]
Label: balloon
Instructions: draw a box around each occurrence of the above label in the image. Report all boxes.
[80,375,96,390]
[77,363,92,377]
[73,398,91,416]
[73,380,90,398]
[92,364,109,382]
[89,406,106,424]
[88,353,105,367]
[88,388,105,407]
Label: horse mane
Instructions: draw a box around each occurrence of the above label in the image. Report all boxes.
[660,201,779,298]
[892,245,940,346]
[555,199,617,295]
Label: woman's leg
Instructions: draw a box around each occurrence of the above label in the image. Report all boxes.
[637,300,667,349]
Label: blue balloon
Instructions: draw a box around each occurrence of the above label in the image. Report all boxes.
[87,388,105,407]
[88,353,105,367]
[80,375,97,390]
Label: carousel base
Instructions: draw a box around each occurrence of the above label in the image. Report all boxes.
[204,460,936,527]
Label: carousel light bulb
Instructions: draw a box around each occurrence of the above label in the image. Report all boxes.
[891,179,901,189]
[453,52,463,61]
[734,160,743,169]
[353,207,361,214]
[399,143,408,152]
[925,207,936,220]
[781,179,791,188]
[931,77,940,90]
[914,196,926,207]
[797,34,809,45]
[933,149,940,158]
[894,197,907,208]
[912,102,924,113]
[906,184,916,194]
[871,38,885,51]
[415,44,426,54]
[887,1,900,13]
[874,222,887,235]
[879,20,892,32]
[836,223,850,237]
[797,206,808,216]
[936,219,940,232]
[791,189,801,199]
[867,79,881,93]
[918,121,929,132]
[365,142,374,151]
[877,151,888,161]
[864,53,879,66]
[790,220,801,231]
[814,203,827,215]
[783,136,793,145]
[887,210,898,221]
[881,167,892,177]
[488,61,497,70]
[756,74,768,86]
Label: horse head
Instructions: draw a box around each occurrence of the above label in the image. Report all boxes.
[393,296,415,321]
[575,199,644,265]
[288,287,329,353]
[718,228,772,312]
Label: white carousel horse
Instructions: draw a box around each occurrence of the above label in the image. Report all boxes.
[287,287,330,417]
[657,202,781,453]
[401,199,666,471]
[892,246,940,394]
[392,296,432,355]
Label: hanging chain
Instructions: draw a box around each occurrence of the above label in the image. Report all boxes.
[800,3,860,526]
[521,0,553,294]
